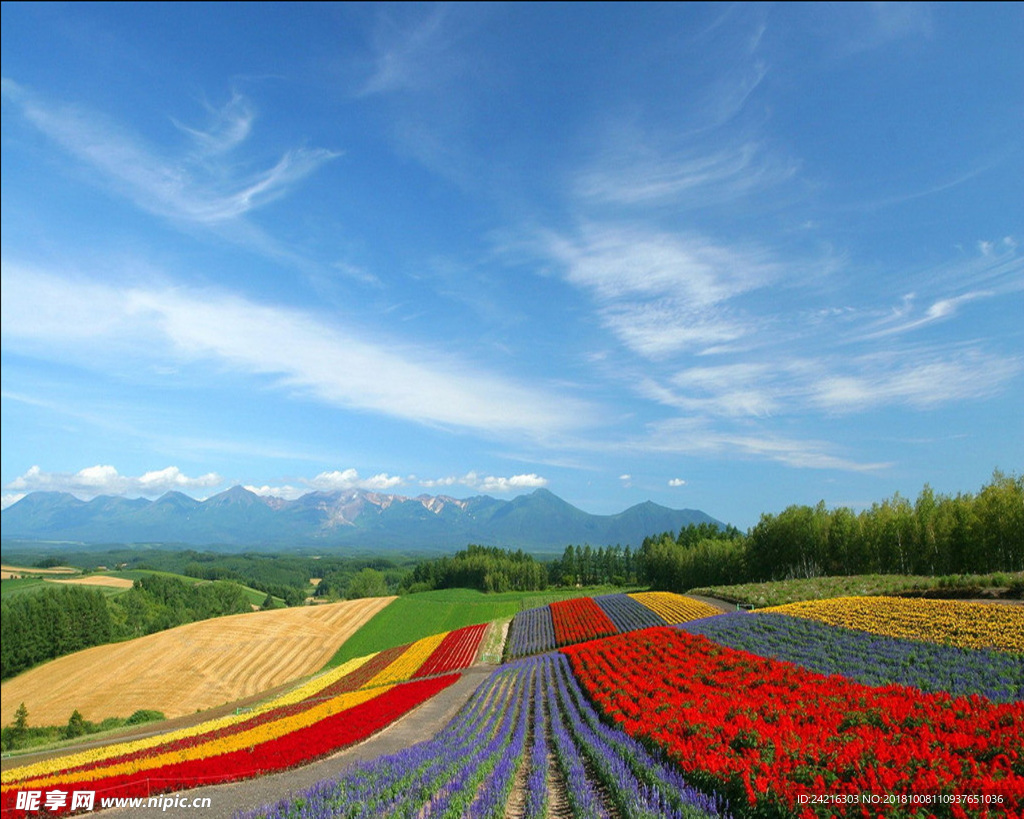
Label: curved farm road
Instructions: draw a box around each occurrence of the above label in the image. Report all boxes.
[94,667,494,819]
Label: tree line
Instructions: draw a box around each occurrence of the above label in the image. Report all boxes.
[638,472,1023,591]
[402,544,549,593]
[1,575,252,680]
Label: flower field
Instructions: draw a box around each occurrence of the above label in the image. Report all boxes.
[241,652,728,819]
[6,595,1018,818]
[762,596,1024,653]
[1,623,487,815]
[504,591,720,659]
[680,611,1024,703]
[629,591,721,624]
[565,626,1024,818]
[550,596,618,646]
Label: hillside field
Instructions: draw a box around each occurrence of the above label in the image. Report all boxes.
[0,596,394,726]
[327,585,643,666]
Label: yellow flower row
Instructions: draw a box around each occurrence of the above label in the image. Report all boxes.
[1,654,375,787]
[629,592,720,624]
[762,596,1024,653]
[9,684,391,791]
[365,632,448,688]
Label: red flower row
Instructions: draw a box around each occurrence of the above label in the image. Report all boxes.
[413,623,487,678]
[550,597,618,647]
[564,628,1024,818]
[0,675,458,818]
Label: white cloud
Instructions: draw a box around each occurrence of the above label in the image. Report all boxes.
[543,224,777,357]
[244,484,307,501]
[359,5,455,97]
[1,263,592,438]
[639,418,890,472]
[2,80,337,226]
[477,473,548,493]
[6,465,222,499]
[1,493,27,511]
[668,478,687,487]
[420,471,548,494]
[576,140,797,207]
[308,469,406,492]
[809,349,1021,412]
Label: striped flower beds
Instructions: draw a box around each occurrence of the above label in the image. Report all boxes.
[413,622,487,677]
[629,591,720,624]
[2,624,487,815]
[762,596,1024,653]
[505,592,720,659]
[240,653,727,819]
[565,626,1024,818]
[593,593,666,632]
[1,676,457,815]
[504,605,556,660]
[681,611,1024,703]
[550,597,617,647]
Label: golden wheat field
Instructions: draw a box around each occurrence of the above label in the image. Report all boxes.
[45,575,135,589]
[0,596,395,726]
[0,564,79,579]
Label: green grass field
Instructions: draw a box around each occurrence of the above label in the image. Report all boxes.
[326,585,641,667]
[689,571,1023,607]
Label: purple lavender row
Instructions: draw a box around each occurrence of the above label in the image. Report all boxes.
[543,653,607,819]
[239,652,727,819]
[235,666,520,819]
[464,664,531,818]
[550,652,730,819]
[679,611,1023,703]
[593,593,667,632]
[524,659,548,819]
[434,669,528,818]
[504,604,556,659]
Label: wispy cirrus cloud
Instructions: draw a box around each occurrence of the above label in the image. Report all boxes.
[640,418,890,473]
[541,224,779,357]
[1,79,337,226]
[358,5,458,97]
[576,140,798,208]
[1,262,593,439]
[807,347,1021,412]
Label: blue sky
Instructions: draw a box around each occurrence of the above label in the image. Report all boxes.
[2,3,1021,530]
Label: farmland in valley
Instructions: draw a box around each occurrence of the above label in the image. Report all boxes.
[1,591,1021,818]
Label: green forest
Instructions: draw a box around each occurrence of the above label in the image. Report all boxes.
[638,471,1023,591]
[0,575,252,680]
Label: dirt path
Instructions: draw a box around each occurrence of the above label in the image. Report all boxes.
[93,667,494,819]
[683,592,740,613]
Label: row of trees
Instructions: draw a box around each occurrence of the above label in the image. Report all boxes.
[402,544,548,593]
[2,702,164,751]
[639,472,1023,591]
[548,544,639,587]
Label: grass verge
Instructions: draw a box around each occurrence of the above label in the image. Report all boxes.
[690,571,1023,608]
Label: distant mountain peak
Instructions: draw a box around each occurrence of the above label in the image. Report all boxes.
[1,487,724,551]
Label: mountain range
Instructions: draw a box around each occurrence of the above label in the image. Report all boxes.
[0,487,722,552]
